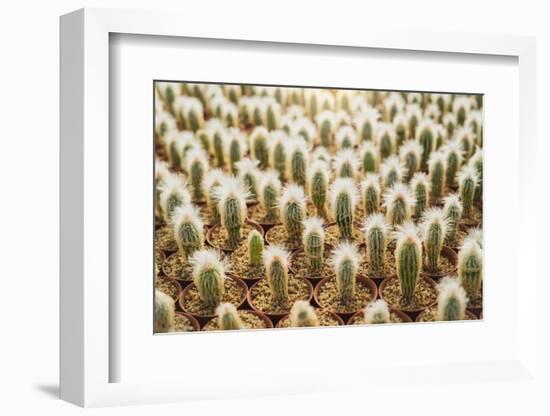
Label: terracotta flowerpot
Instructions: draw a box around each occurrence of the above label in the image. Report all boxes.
[422,246,458,281]
[155,276,183,305]
[205,220,264,253]
[174,311,200,332]
[379,275,438,321]
[275,310,344,328]
[288,244,334,282]
[201,309,273,331]
[347,308,412,325]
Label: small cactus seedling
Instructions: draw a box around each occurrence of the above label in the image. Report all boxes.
[466,110,483,147]
[215,177,249,250]
[330,178,359,240]
[308,160,330,218]
[455,126,475,159]
[421,208,449,272]
[359,141,378,174]
[183,97,204,132]
[335,125,358,150]
[304,89,320,118]
[250,126,270,169]
[363,213,389,274]
[154,289,175,333]
[442,194,463,244]
[453,96,472,126]
[172,204,204,260]
[406,104,422,140]
[235,158,260,201]
[159,174,192,223]
[286,138,309,188]
[458,165,479,218]
[318,90,335,112]
[442,139,463,189]
[428,151,446,200]
[248,229,264,268]
[392,112,408,147]
[185,149,208,202]
[280,184,307,246]
[222,101,239,128]
[264,100,281,131]
[464,227,483,249]
[380,155,404,190]
[443,113,457,137]
[431,93,451,119]
[394,222,422,302]
[353,107,380,142]
[263,245,290,303]
[469,147,483,202]
[383,183,415,227]
[191,249,226,308]
[424,103,441,122]
[226,128,247,174]
[333,148,360,179]
[383,92,405,122]
[410,173,430,218]
[458,240,483,299]
[292,117,317,145]
[361,174,381,216]
[207,119,227,168]
[376,123,396,161]
[155,161,171,220]
[415,119,436,171]
[216,303,244,330]
[364,299,391,324]
[436,277,468,321]
[332,242,360,304]
[223,84,241,104]
[259,170,282,223]
[269,130,288,181]
[316,110,336,148]
[303,217,325,274]
[203,168,225,224]
[399,140,422,182]
[290,300,319,327]
[312,146,331,163]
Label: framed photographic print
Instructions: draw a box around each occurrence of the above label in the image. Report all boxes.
[60,7,538,408]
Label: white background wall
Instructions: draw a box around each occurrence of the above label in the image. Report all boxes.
[0,0,547,414]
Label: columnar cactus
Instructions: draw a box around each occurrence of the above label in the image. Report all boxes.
[155,161,171,220]
[186,149,208,201]
[203,169,225,224]
[383,183,415,227]
[399,140,422,182]
[259,170,282,223]
[458,165,479,218]
[292,117,317,145]
[442,194,463,244]
[235,158,260,201]
[208,120,227,168]
[269,131,288,181]
[410,173,430,218]
[183,97,204,132]
[264,100,281,131]
[250,126,270,169]
[226,128,247,174]
[453,96,472,126]
[364,299,390,324]
[280,184,306,246]
[442,139,463,189]
[223,84,241,104]
[248,229,264,268]
[316,110,336,148]
[312,146,331,163]
[363,213,389,273]
[172,205,204,260]
[458,240,483,299]
[455,126,474,159]
[308,160,330,219]
[394,222,422,302]
[303,217,325,274]
[436,278,467,321]
[335,125,358,150]
[443,113,457,137]
[376,123,396,161]
[332,242,360,304]
[406,104,422,139]
[159,174,192,223]
[380,155,404,190]
[359,141,378,174]
[290,300,319,327]
[333,148,360,179]
[392,113,408,147]
[353,107,380,142]
[383,93,405,122]
[428,151,446,200]
[304,89,320,118]
[415,119,436,171]
[469,147,483,202]
[191,249,226,308]
[421,208,448,272]
[222,102,239,128]
[154,289,175,333]
[263,245,290,303]
[361,174,381,216]
[330,178,359,240]
[216,303,244,330]
[215,177,249,249]
[286,138,309,188]
[466,110,483,147]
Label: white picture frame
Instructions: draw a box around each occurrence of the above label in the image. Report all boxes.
[60,7,538,408]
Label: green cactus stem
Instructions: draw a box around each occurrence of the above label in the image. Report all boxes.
[216,178,248,250]
[416,120,436,171]
[428,151,446,200]
[248,229,264,268]
[361,174,381,217]
[216,303,244,330]
[383,184,414,227]
[436,278,467,321]
[250,127,270,169]
[363,213,389,274]
[410,173,429,218]
[259,170,281,223]
[332,242,360,304]
[154,289,175,333]
[186,150,207,202]
[330,178,358,241]
[377,123,395,161]
[381,156,404,190]
[287,139,309,188]
[364,299,390,324]
[309,160,329,219]
[191,249,226,309]
[264,246,290,303]
[359,141,378,174]
[458,240,483,300]
[316,111,335,148]
[303,217,325,274]
[421,208,448,272]
[269,131,287,181]
[290,301,319,327]
[172,205,204,260]
[394,223,422,302]
[399,140,422,182]
[334,148,359,179]
[280,185,306,246]
[443,195,463,244]
[458,165,479,218]
[443,140,463,189]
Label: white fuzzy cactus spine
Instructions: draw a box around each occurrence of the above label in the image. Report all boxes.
[203,168,225,224]
[353,107,380,143]
[380,155,404,190]
[290,300,319,327]
[215,177,249,249]
[436,277,468,321]
[333,148,360,179]
[280,184,307,246]
[420,208,449,272]
[383,183,415,227]
[216,303,244,330]
[303,217,325,274]
[399,140,422,182]
[235,158,260,201]
[191,249,227,309]
[259,170,282,223]
[172,204,204,260]
[330,178,359,240]
[263,245,291,303]
[332,242,360,304]
[159,174,192,223]
[335,125,358,150]
[364,299,391,324]
[154,289,175,333]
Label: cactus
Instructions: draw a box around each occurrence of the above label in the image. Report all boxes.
[154,289,175,333]
[318,90,335,112]
[280,184,306,246]
[399,140,422,182]
[248,229,264,268]
[269,131,288,181]
[330,178,359,240]
[235,158,260,201]
[359,141,378,174]
[443,113,457,138]
[223,84,241,104]
[309,160,330,219]
[196,128,211,153]
[424,103,441,123]
[360,174,381,216]
[333,148,359,179]
[410,173,429,218]
[406,104,422,140]
[286,138,309,188]
[458,165,479,218]
[304,89,320,118]
[383,183,415,227]
[172,205,204,260]
[464,227,483,249]
[203,169,225,224]
[226,128,247,174]
[354,107,380,142]
[376,123,396,161]
[303,217,325,274]
[312,146,331,163]
[364,299,390,324]
[159,174,192,223]
[263,245,290,303]
[394,222,422,302]
[155,161,171,220]
[442,194,463,244]
[421,208,448,272]
[222,102,238,128]
[259,170,282,223]
[186,149,208,202]
[290,301,319,327]
[250,127,270,169]
[208,121,227,168]
[292,117,317,145]
[442,139,463,189]
[363,213,389,273]
[191,249,226,308]
[265,100,281,131]
[332,242,360,304]
[415,119,436,171]
[392,113,408,147]
[183,97,204,132]
[458,240,483,299]
[436,278,467,321]
[383,93,404,122]
[380,155,404,190]
[316,110,336,148]
[427,151,446,200]
[469,147,483,202]
[216,303,244,330]
[466,110,483,147]
[335,125,358,150]
[453,96,472,126]
[215,177,249,249]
